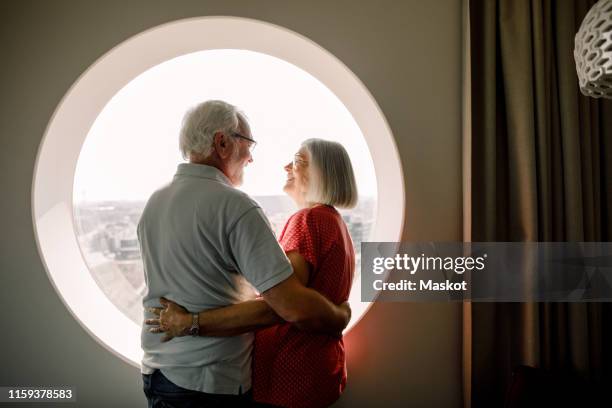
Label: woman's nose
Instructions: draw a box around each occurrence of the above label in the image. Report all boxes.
[284,162,292,172]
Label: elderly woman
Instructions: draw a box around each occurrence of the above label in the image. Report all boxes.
[149,138,357,408]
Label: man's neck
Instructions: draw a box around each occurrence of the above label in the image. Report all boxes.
[189,155,230,180]
[190,152,219,168]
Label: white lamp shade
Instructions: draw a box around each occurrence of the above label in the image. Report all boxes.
[574,0,612,99]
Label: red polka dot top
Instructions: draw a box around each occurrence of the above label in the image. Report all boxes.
[252,205,355,408]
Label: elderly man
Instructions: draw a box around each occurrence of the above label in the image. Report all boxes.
[139,100,350,407]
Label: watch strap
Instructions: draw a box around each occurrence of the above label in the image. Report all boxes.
[189,313,199,337]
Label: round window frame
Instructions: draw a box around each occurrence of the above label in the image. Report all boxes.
[32,16,405,367]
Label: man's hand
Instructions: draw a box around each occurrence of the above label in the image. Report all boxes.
[333,301,351,338]
[340,301,351,324]
[145,297,191,342]
[262,274,353,336]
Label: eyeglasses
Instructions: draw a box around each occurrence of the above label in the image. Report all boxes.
[231,132,257,152]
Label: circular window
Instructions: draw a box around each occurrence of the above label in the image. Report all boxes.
[33,17,405,367]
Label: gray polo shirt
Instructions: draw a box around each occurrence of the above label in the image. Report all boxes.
[139,163,293,394]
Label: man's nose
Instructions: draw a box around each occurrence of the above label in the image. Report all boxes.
[284,162,292,172]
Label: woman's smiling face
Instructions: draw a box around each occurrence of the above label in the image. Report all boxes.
[283,146,310,206]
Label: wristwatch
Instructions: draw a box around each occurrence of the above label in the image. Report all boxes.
[188,313,199,337]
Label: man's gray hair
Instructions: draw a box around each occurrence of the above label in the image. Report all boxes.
[179,100,250,159]
[303,138,358,209]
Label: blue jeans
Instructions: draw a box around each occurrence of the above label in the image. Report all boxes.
[142,370,252,408]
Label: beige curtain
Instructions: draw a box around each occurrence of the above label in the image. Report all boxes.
[465,0,612,406]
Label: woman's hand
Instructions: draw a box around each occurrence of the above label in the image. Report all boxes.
[145,297,192,342]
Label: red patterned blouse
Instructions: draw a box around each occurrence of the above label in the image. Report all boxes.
[252,205,355,408]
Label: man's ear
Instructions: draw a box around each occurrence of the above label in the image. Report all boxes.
[213,131,232,159]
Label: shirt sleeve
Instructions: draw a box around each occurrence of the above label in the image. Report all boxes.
[228,206,293,293]
[280,209,319,269]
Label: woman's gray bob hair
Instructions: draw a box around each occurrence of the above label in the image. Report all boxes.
[303,138,358,209]
[179,100,249,160]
